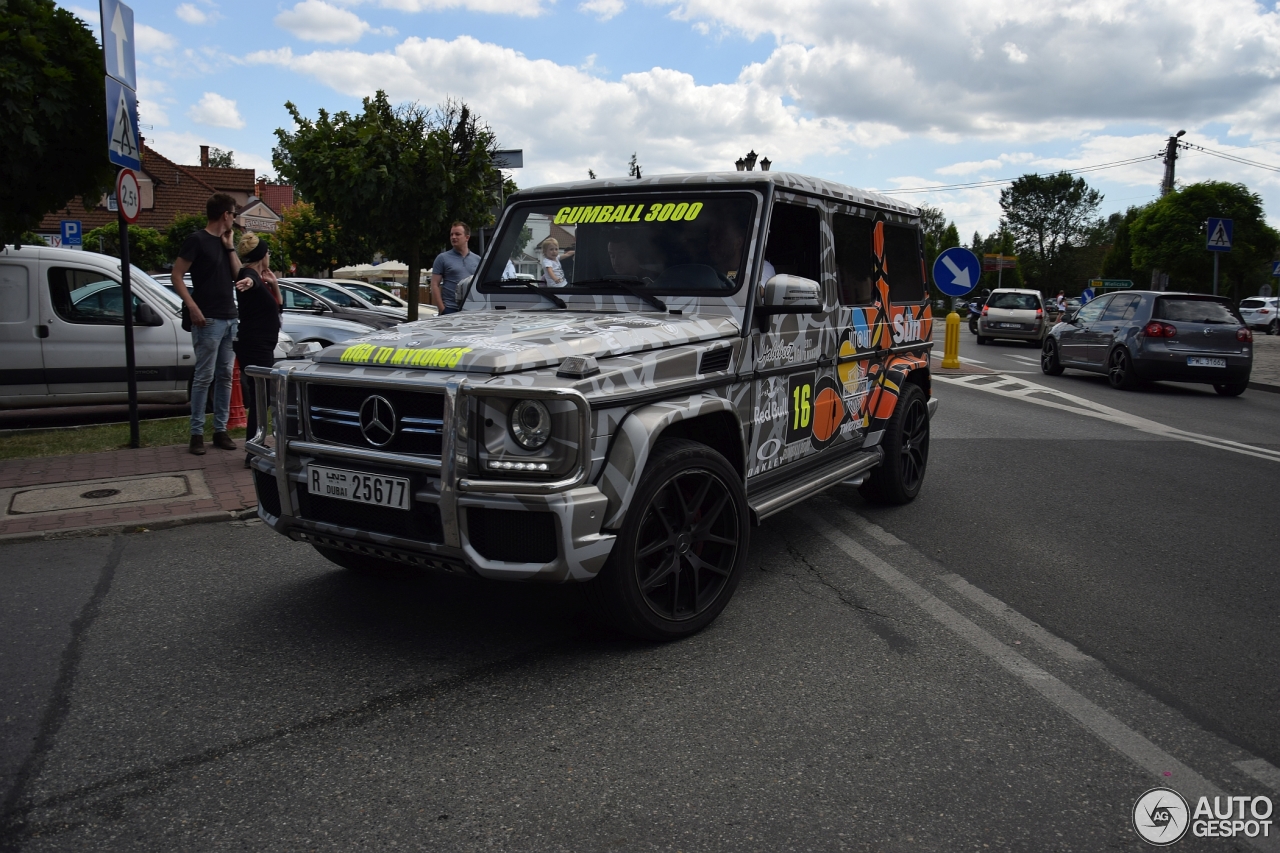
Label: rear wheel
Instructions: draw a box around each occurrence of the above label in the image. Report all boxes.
[860,383,930,506]
[976,335,989,345]
[1107,347,1140,390]
[968,317,978,334]
[1041,338,1065,376]
[314,545,422,580]
[1213,382,1247,397]
[1269,320,1278,336]
[585,439,748,641]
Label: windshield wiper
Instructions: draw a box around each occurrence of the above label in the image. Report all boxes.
[578,276,667,312]
[494,279,566,309]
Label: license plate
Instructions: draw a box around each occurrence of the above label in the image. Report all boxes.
[307,464,411,510]
[1187,357,1226,368]
[998,323,1022,329]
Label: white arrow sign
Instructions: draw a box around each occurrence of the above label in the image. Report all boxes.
[941,254,972,290]
[110,6,129,83]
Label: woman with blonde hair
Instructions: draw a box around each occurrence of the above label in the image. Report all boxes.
[540,237,574,287]
[234,232,282,467]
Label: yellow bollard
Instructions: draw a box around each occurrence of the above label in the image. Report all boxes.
[941,311,961,369]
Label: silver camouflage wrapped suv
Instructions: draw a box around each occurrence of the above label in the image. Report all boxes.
[248,171,938,639]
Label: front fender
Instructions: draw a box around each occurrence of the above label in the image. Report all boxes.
[597,393,739,529]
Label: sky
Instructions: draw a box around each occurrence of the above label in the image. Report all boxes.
[67,0,1280,239]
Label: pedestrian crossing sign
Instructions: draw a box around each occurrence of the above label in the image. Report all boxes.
[1206,217,1232,252]
[105,76,140,171]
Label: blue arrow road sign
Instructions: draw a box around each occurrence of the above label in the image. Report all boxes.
[99,0,136,90]
[61,221,82,247]
[931,247,982,297]
[1206,217,1233,252]
[105,76,141,171]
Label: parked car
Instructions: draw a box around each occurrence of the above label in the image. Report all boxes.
[337,280,410,310]
[246,169,939,640]
[975,289,1047,345]
[1042,291,1253,395]
[278,282,401,330]
[281,277,407,322]
[1239,296,1278,335]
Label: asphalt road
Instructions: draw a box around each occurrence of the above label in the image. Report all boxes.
[2,360,1278,851]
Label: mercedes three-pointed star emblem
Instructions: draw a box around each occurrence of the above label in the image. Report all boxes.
[358,395,397,447]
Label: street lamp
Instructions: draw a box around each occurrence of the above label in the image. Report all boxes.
[760,157,771,172]
[734,151,770,171]
[735,158,746,171]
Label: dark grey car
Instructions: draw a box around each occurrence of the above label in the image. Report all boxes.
[278,282,400,330]
[1042,291,1254,396]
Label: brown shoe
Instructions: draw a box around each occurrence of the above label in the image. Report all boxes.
[212,431,237,451]
[189,434,206,455]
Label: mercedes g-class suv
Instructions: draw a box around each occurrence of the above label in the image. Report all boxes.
[247,172,938,639]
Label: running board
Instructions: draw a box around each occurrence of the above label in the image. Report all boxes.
[748,448,883,525]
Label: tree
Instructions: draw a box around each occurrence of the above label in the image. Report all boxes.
[163,213,209,264]
[917,205,960,304]
[207,147,236,168]
[274,92,502,319]
[1099,206,1147,284]
[1,0,114,246]
[999,173,1104,293]
[275,201,368,276]
[1130,181,1279,300]
[82,224,168,270]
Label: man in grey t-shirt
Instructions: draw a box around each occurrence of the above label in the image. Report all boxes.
[429,222,479,314]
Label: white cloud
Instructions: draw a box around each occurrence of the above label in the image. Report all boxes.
[330,0,551,14]
[249,35,904,186]
[136,23,178,53]
[175,3,211,24]
[579,0,624,20]
[1002,42,1027,63]
[146,131,274,175]
[187,92,245,129]
[275,0,395,43]
[936,152,1034,176]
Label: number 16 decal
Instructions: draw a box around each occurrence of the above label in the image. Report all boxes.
[786,372,816,444]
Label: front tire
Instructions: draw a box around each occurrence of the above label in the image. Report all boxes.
[1107,347,1140,390]
[586,439,749,641]
[1041,338,1065,376]
[1269,320,1278,336]
[860,382,930,506]
[1213,382,1247,397]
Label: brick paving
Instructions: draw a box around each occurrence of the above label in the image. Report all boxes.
[0,443,256,539]
[1249,334,1280,392]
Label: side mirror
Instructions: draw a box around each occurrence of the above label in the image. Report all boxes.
[135,302,164,326]
[455,274,473,309]
[287,341,323,359]
[757,275,822,314]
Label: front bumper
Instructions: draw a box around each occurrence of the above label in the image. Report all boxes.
[245,364,616,582]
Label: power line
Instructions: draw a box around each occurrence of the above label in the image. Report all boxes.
[879,154,1162,195]
[1179,142,1280,174]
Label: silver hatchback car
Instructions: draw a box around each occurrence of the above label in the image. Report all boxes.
[976,288,1048,345]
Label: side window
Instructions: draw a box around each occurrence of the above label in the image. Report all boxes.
[764,203,821,282]
[48,267,137,325]
[883,224,925,303]
[1100,293,1139,322]
[833,213,874,305]
[283,288,316,310]
[314,285,355,306]
[0,263,29,323]
[1076,295,1111,324]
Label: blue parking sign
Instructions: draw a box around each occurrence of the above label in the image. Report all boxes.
[61,221,82,248]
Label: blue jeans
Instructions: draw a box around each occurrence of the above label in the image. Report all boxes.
[190,318,238,435]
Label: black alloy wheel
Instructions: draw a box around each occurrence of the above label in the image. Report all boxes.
[1041,337,1065,376]
[860,382,930,505]
[587,439,748,640]
[1107,347,1140,390]
[1213,382,1247,397]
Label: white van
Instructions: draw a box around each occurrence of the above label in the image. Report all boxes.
[0,245,196,409]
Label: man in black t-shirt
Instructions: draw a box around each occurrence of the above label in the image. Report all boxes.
[172,193,252,455]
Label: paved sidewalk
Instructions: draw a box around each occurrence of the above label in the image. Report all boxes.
[0,443,256,541]
[1250,333,1280,392]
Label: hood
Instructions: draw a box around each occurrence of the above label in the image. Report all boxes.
[314,310,740,374]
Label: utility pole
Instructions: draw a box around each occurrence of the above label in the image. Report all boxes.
[1152,130,1186,290]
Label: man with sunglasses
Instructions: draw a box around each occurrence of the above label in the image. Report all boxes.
[172,193,250,455]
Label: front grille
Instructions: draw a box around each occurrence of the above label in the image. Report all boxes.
[253,469,281,517]
[295,487,445,543]
[306,383,444,456]
[467,508,557,564]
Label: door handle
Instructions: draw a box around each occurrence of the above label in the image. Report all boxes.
[35,325,48,338]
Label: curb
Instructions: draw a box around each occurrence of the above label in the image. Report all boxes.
[1247,381,1280,395]
[0,506,259,546]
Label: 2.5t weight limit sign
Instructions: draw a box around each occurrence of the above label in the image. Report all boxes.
[116,169,141,223]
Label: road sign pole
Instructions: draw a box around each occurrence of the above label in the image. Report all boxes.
[1213,252,1219,297]
[117,208,140,447]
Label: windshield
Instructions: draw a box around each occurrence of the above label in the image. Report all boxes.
[1154,298,1239,324]
[346,283,402,307]
[988,292,1041,310]
[479,193,757,298]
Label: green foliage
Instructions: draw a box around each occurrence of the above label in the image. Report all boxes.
[1000,173,1104,292]
[969,226,1023,290]
[82,224,168,270]
[207,147,236,168]
[919,205,961,303]
[163,213,208,263]
[1130,182,1279,299]
[275,201,368,275]
[1100,206,1146,284]
[0,0,114,246]
[19,230,45,245]
[274,92,502,318]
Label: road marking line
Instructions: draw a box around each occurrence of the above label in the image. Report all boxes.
[937,572,1095,664]
[804,513,1280,853]
[1235,758,1280,793]
[936,373,1280,463]
[929,351,986,365]
[840,510,904,546]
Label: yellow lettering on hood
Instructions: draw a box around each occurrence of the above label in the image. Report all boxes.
[338,344,471,369]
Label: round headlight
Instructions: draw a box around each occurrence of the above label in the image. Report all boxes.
[509,399,551,450]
